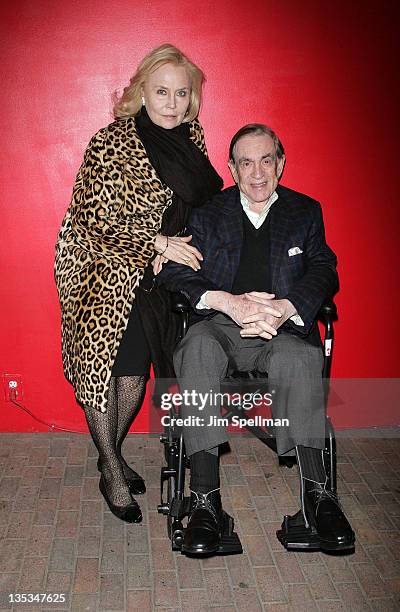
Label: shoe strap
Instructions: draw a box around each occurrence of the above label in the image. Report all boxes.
[190,488,220,522]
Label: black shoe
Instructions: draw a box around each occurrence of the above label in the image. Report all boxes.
[99,475,142,523]
[279,456,297,468]
[97,458,146,495]
[304,482,355,551]
[182,489,222,555]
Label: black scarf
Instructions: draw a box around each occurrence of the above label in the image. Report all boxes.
[135,107,223,235]
[134,108,222,391]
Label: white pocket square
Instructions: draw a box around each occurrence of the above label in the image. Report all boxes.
[288,247,303,257]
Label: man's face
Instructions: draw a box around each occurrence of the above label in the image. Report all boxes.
[228,133,285,207]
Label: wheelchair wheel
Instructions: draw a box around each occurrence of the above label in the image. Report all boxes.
[166,474,175,539]
[170,520,185,549]
[167,515,173,539]
[166,476,185,549]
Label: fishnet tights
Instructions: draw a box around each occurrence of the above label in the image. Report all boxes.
[83,376,146,507]
[115,376,147,479]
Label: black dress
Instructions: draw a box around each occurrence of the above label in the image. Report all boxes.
[111,269,152,377]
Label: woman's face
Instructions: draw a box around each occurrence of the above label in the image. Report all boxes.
[142,63,191,129]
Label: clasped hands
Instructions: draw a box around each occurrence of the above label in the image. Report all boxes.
[225,292,296,340]
[153,234,202,274]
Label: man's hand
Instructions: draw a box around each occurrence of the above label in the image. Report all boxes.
[239,292,297,339]
[204,291,282,337]
[225,294,283,333]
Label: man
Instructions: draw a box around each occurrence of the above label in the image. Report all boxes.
[158,124,354,555]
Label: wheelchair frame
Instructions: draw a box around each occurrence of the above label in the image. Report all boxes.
[157,297,338,554]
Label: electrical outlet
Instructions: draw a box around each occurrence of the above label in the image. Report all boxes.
[3,374,24,402]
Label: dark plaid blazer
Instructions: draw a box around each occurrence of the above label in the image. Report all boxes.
[158,185,338,339]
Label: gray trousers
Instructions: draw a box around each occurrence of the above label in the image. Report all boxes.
[173,314,325,457]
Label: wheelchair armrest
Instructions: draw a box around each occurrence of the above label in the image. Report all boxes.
[317,299,337,379]
[170,292,191,314]
[317,299,338,325]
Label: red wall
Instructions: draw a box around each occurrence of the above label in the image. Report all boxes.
[1,0,399,432]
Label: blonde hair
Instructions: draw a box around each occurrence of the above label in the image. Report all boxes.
[114,44,204,122]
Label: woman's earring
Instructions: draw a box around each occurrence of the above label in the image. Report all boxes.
[141,96,145,106]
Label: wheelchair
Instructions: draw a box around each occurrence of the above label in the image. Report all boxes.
[157,296,338,555]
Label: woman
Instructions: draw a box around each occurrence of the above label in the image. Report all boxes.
[55,44,222,522]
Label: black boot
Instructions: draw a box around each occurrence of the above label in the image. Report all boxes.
[296,445,355,552]
[182,488,223,555]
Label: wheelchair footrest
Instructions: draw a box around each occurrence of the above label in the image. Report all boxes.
[215,511,243,555]
[170,510,243,555]
[217,534,243,554]
[276,510,321,551]
[169,496,191,519]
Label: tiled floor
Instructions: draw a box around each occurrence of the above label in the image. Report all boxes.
[0,431,399,611]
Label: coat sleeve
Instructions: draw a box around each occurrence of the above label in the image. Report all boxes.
[190,118,208,157]
[284,203,339,333]
[69,129,159,268]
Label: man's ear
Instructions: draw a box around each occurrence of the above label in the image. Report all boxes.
[228,159,238,183]
[277,155,286,180]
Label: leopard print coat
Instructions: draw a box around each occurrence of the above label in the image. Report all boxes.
[55,116,207,413]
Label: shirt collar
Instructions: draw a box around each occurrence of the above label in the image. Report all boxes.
[239,190,279,229]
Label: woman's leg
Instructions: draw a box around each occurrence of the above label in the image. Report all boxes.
[83,377,132,507]
[115,375,147,479]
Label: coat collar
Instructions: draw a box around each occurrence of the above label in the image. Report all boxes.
[270,185,298,288]
[219,186,243,244]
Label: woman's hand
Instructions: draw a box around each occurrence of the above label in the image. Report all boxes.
[152,254,169,275]
[154,234,203,271]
